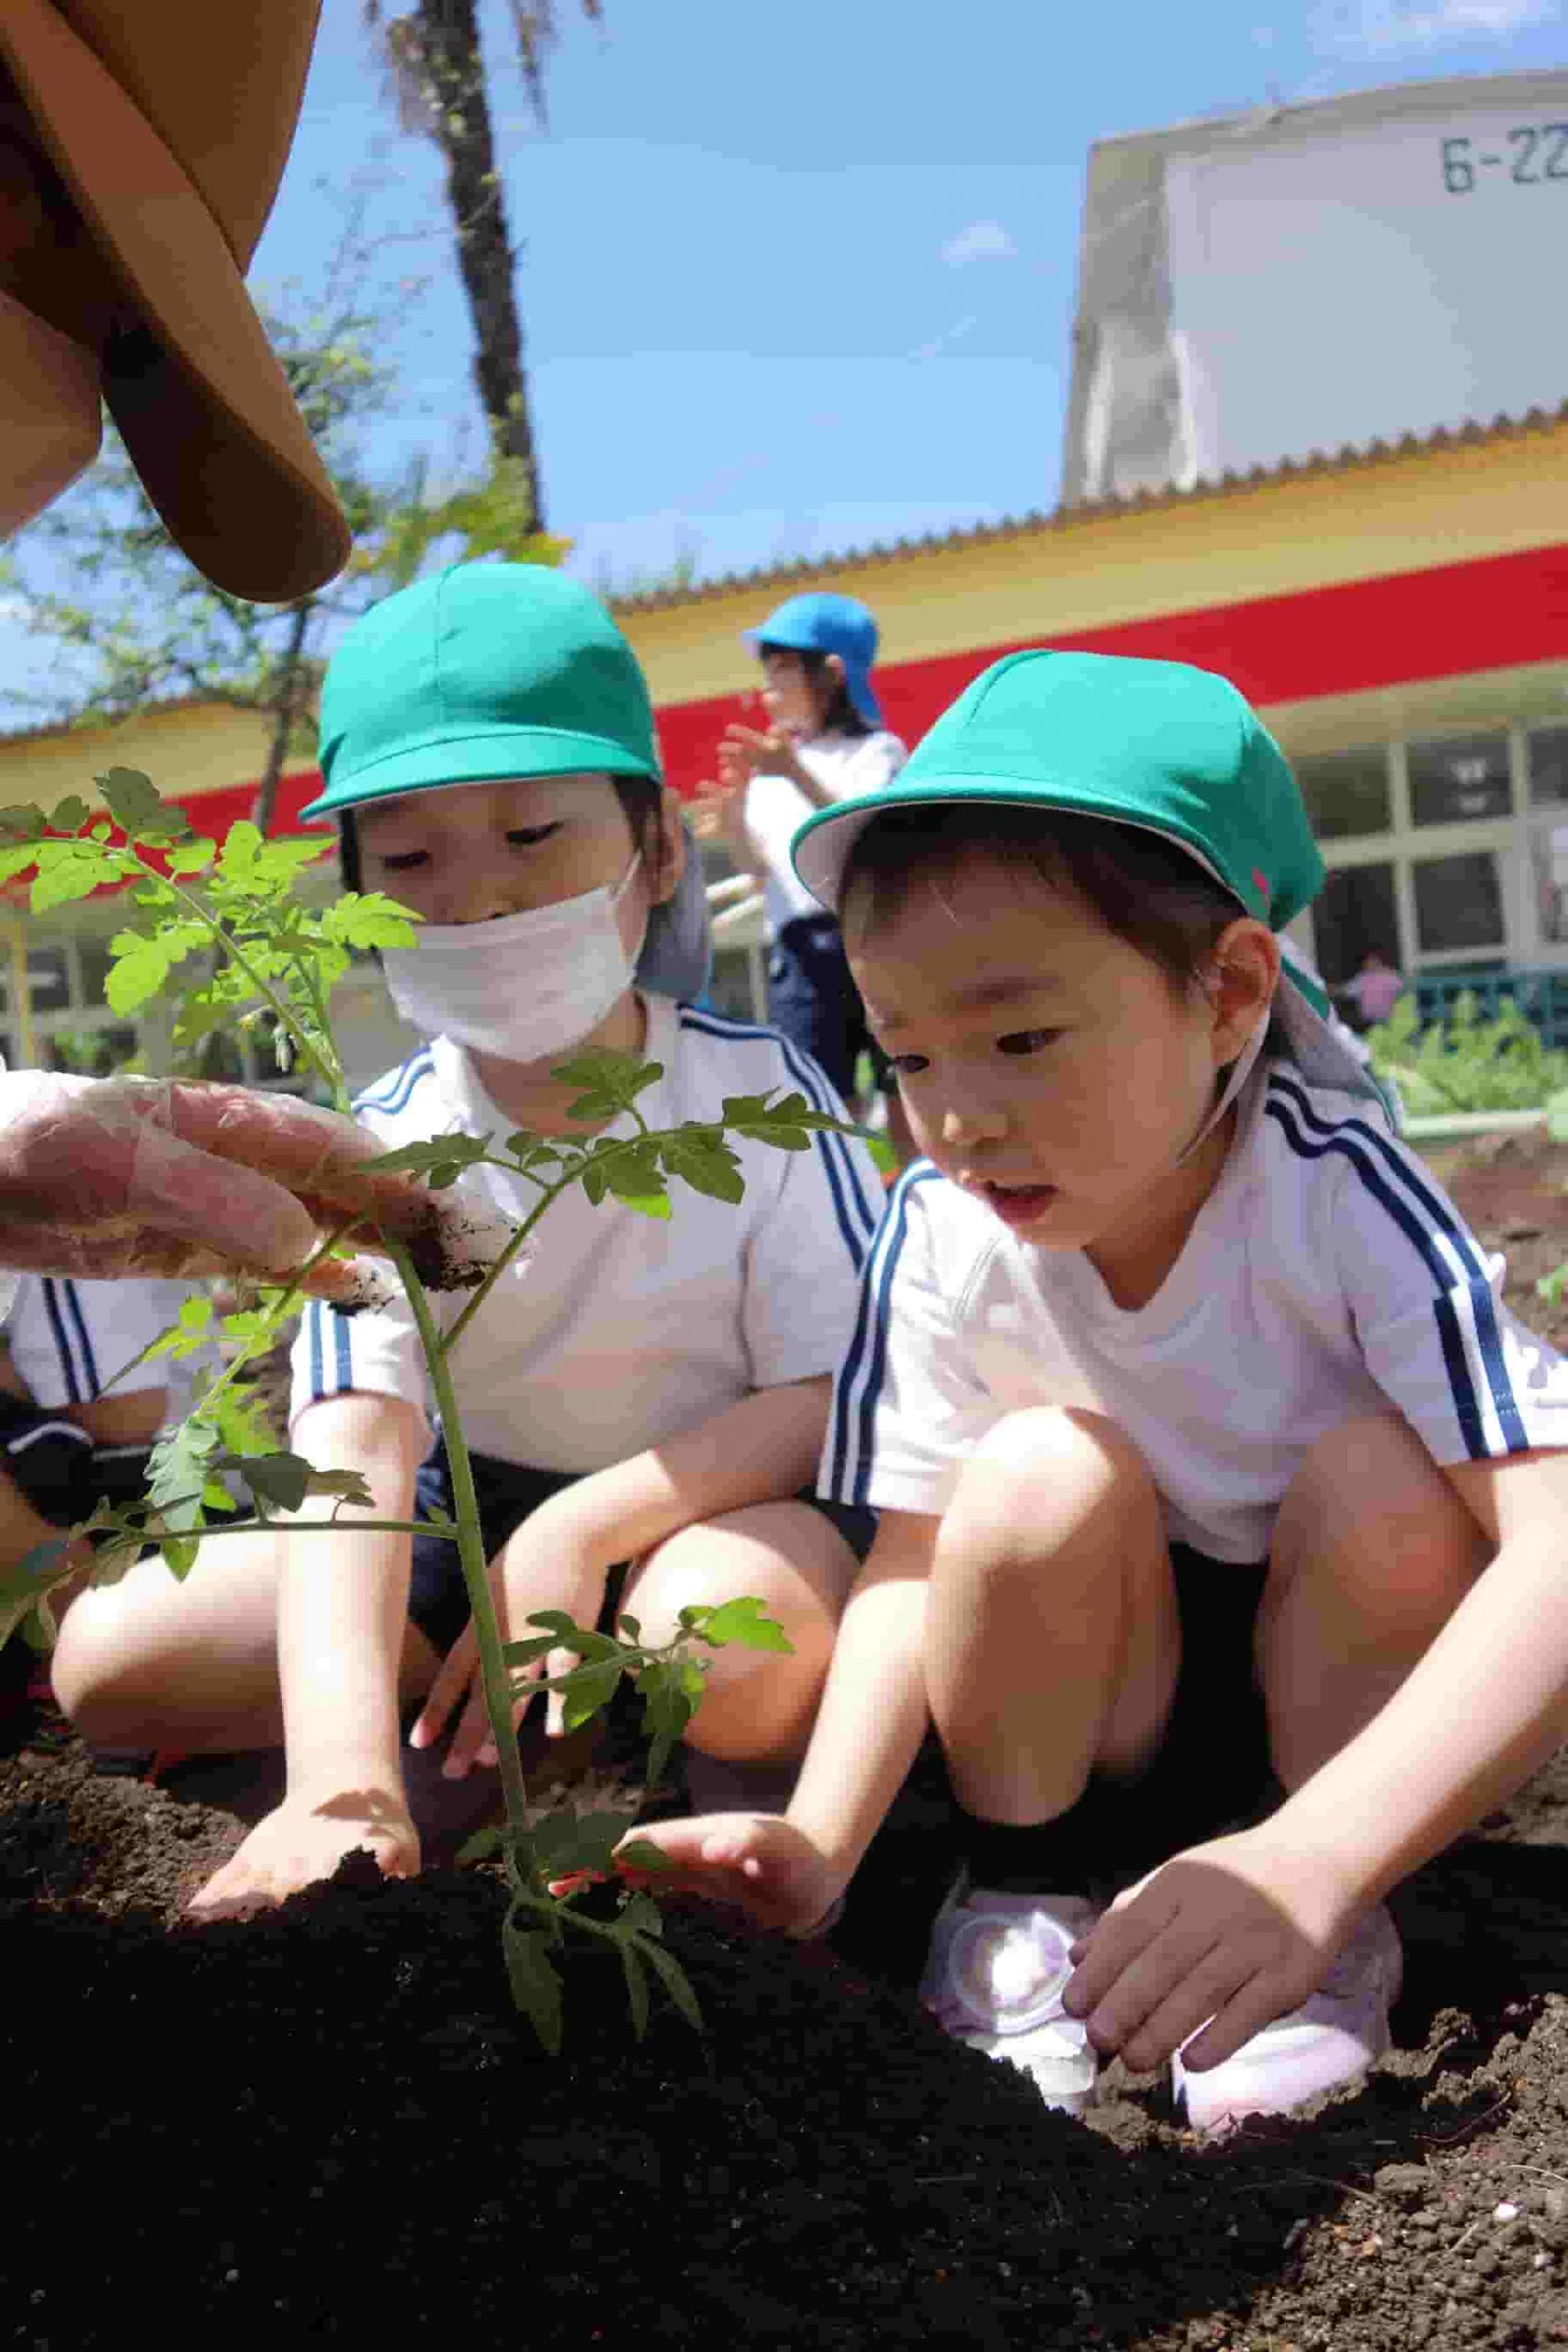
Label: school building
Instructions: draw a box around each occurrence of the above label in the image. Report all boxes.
[4,394,1567,1088]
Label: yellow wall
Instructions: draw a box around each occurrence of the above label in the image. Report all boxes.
[619,413,1568,708]
[0,698,317,805]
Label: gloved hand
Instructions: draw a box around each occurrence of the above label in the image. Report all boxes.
[0,1069,487,1294]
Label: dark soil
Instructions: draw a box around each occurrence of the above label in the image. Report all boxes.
[3,1134,1567,2350]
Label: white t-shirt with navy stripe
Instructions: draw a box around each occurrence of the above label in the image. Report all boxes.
[3,1275,186,1408]
[821,1058,1568,1562]
[291,996,883,1470]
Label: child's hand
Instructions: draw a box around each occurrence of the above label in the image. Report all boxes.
[719,722,797,786]
[616,1810,844,1938]
[409,1517,605,1779]
[1060,1826,1364,2074]
[186,1790,420,1918]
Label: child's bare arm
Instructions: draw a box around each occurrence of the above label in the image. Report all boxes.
[624,1508,938,1932]
[1065,1447,1568,2074]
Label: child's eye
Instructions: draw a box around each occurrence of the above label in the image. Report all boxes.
[996,1029,1060,1057]
[504,823,561,848]
[378,849,429,872]
[886,1053,930,1078]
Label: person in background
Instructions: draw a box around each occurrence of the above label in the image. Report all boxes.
[702,594,908,1132]
[1339,949,1405,1033]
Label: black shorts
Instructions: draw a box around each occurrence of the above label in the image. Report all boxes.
[1059,1542,1280,1892]
[409,1441,879,1658]
[0,1396,152,1532]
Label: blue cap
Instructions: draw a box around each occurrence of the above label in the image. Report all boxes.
[746,592,884,727]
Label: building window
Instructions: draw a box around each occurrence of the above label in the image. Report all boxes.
[1531,824,1568,945]
[1527,726,1568,809]
[1407,733,1511,827]
[1412,850,1505,954]
[1295,747,1393,842]
[1313,862,1399,987]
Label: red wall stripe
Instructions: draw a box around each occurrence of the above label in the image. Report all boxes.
[652,539,1568,794]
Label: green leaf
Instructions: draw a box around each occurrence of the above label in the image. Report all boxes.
[616,1888,665,1934]
[658,1127,746,1205]
[95,767,189,840]
[232,1454,375,1517]
[620,1941,650,2040]
[551,1051,663,1121]
[685,1595,795,1654]
[1537,1262,1568,1310]
[557,1660,622,1734]
[456,1823,506,1865]
[165,840,218,875]
[362,1132,492,1178]
[0,843,44,888]
[502,1914,563,2053]
[50,795,90,833]
[581,1160,609,1207]
[597,1144,671,1219]
[501,1634,556,1668]
[321,892,421,951]
[529,1806,624,1876]
[525,1608,599,1644]
[633,1932,705,2035]
[105,926,202,1014]
[635,1658,701,1789]
[0,802,46,844]
[31,839,122,911]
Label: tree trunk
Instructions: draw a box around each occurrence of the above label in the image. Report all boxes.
[252,600,314,839]
[414,0,545,527]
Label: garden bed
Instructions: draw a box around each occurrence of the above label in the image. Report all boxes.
[3,1133,1567,2350]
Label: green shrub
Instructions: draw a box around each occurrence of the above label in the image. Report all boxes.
[1368,989,1568,1116]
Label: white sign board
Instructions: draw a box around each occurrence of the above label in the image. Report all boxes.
[1164,105,1568,482]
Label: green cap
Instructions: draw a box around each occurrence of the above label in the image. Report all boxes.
[303,562,660,820]
[792,650,1325,938]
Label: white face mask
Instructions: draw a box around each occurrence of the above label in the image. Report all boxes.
[380,855,647,1063]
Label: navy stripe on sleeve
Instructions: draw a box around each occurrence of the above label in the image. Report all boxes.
[39,1278,83,1405]
[825,1160,942,1502]
[354,1050,435,1116]
[1266,1072,1527,1459]
[62,1282,101,1397]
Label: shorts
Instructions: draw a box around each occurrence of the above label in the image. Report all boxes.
[1051,1542,1280,1893]
[767,913,892,1106]
[0,1395,152,1532]
[409,1440,880,1658]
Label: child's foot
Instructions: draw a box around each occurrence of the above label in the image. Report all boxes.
[1171,1902,1402,2132]
[920,1878,1103,2115]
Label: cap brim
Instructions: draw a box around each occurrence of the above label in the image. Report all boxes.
[1,0,349,603]
[302,729,661,822]
[792,775,1247,913]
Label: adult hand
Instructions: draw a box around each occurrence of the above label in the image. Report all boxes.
[186,1788,421,1918]
[407,1498,608,1780]
[0,1069,467,1291]
[1060,1826,1365,2075]
[615,1810,844,1939]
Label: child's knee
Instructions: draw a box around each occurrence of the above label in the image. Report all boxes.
[50,1595,159,1743]
[1274,1414,1483,1621]
[949,1406,1160,1556]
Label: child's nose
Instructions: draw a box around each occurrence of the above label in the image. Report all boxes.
[940,1093,1009,1148]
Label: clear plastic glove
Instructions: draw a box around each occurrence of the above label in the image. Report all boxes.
[186,1789,421,1918]
[0,1069,487,1294]
[615,1810,845,1939]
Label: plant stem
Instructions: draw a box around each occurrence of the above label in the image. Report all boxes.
[389,1236,532,1841]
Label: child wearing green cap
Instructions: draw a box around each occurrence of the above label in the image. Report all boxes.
[629,649,1568,2132]
[52,565,882,1912]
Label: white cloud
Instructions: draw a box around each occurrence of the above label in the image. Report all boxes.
[940,219,1017,267]
[1314,0,1557,55]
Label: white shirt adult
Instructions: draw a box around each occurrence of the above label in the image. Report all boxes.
[745,731,908,933]
[292,995,885,1467]
[821,1056,1568,1561]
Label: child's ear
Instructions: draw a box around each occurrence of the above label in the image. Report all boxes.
[1206,919,1280,1060]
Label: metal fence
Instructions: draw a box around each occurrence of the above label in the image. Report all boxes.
[1411,967,1568,1053]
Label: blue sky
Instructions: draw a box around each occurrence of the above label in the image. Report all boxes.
[4,0,1565,716]
[244,0,1566,591]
